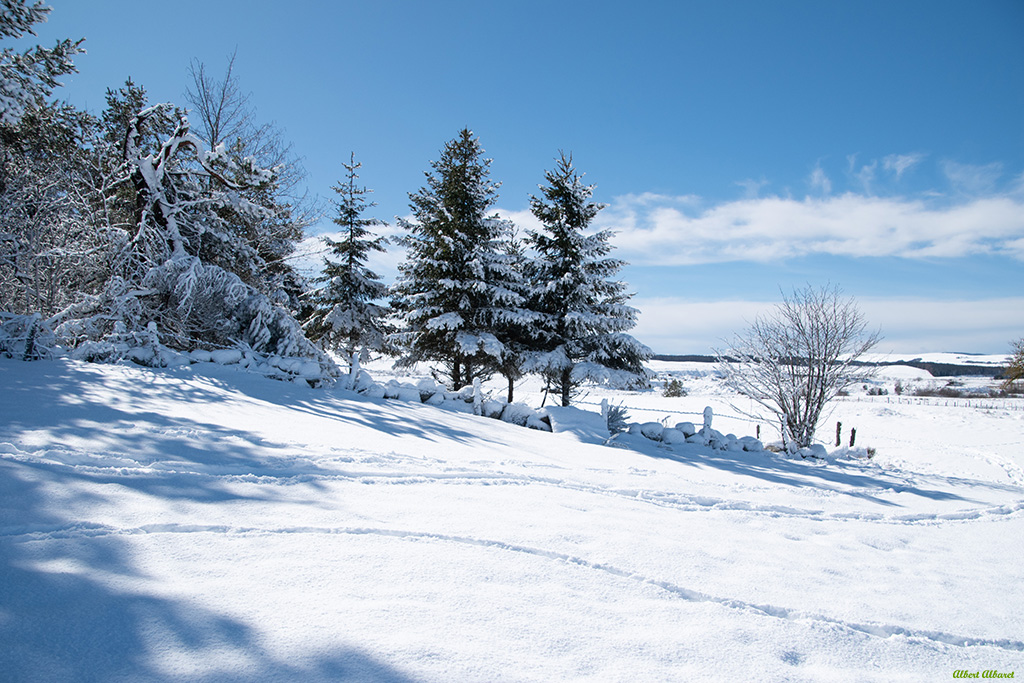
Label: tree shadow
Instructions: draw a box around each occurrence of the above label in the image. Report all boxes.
[612,433,983,508]
[0,360,421,682]
[2,358,501,457]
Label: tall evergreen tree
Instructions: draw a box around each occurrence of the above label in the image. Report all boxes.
[491,233,541,402]
[0,0,83,126]
[305,152,390,360]
[391,128,526,390]
[527,152,651,406]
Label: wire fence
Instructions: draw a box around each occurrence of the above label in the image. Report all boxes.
[573,399,761,425]
[839,394,1024,412]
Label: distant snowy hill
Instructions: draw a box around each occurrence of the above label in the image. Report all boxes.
[657,351,1010,377]
[1,357,1022,681]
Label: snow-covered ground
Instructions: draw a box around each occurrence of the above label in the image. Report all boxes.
[2,357,1022,682]
[862,352,1009,367]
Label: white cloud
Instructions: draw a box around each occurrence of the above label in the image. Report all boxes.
[883,153,926,178]
[735,178,769,199]
[632,296,1024,355]
[808,164,831,195]
[942,160,1004,194]
[297,217,411,283]
[494,207,544,237]
[600,192,1024,266]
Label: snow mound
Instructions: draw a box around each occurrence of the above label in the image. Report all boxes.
[544,406,610,444]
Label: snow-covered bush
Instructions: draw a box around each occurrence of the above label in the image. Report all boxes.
[602,402,630,435]
[40,105,339,386]
[500,402,537,427]
[716,285,880,449]
[662,378,687,397]
[614,406,767,455]
[631,422,664,441]
[675,422,697,437]
[0,312,55,360]
[661,428,689,445]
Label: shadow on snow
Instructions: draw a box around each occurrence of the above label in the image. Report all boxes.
[0,359,421,682]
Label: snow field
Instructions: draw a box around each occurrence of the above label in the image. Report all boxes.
[2,357,1023,681]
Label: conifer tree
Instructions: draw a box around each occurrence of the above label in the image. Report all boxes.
[526,152,650,406]
[0,0,83,126]
[305,152,390,361]
[391,128,527,390]
[492,234,541,402]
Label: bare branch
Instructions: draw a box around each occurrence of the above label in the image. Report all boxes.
[715,284,881,450]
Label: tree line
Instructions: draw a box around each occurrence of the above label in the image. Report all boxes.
[0,2,650,404]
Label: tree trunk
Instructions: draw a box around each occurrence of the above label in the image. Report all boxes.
[451,358,463,390]
[560,367,572,407]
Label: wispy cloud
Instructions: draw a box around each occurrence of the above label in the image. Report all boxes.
[941,160,1004,195]
[808,163,832,195]
[735,178,770,199]
[601,191,1024,265]
[883,153,926,178]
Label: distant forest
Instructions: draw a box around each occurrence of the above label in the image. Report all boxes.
[652,355,1008,378]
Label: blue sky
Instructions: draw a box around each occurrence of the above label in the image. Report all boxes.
[22,0,1024,355]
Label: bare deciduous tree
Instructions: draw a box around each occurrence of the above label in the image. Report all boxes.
[1002,338,1024,392]
[184,51,319,308]
[716,284,881,450]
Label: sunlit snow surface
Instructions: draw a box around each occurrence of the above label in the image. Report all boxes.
[1,357,1022,681]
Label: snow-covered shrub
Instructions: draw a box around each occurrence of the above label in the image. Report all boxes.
[633,422,664,441]
[797,444,829,459]
[661,428,689,445]
[481,399,505,419]
[500,402,537,427]
[44,105,339,387]
[675,422,697,437]
[65,320,183,368]
[830,446,875,460]
[0,313,55,360]
[739,436,763,452]
[604,402,630,435]
[526,413,552,432]
[716,284,881,449]
[662,378,687,397]
[416,378,441,402]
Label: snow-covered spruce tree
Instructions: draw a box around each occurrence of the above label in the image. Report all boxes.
[390,128,529,390]
[0,0,83,126]
[304,152,391,361]
[526,152,651,407]
[491,234,542,403]
[51,104,336,382]
[715,284,881,450]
